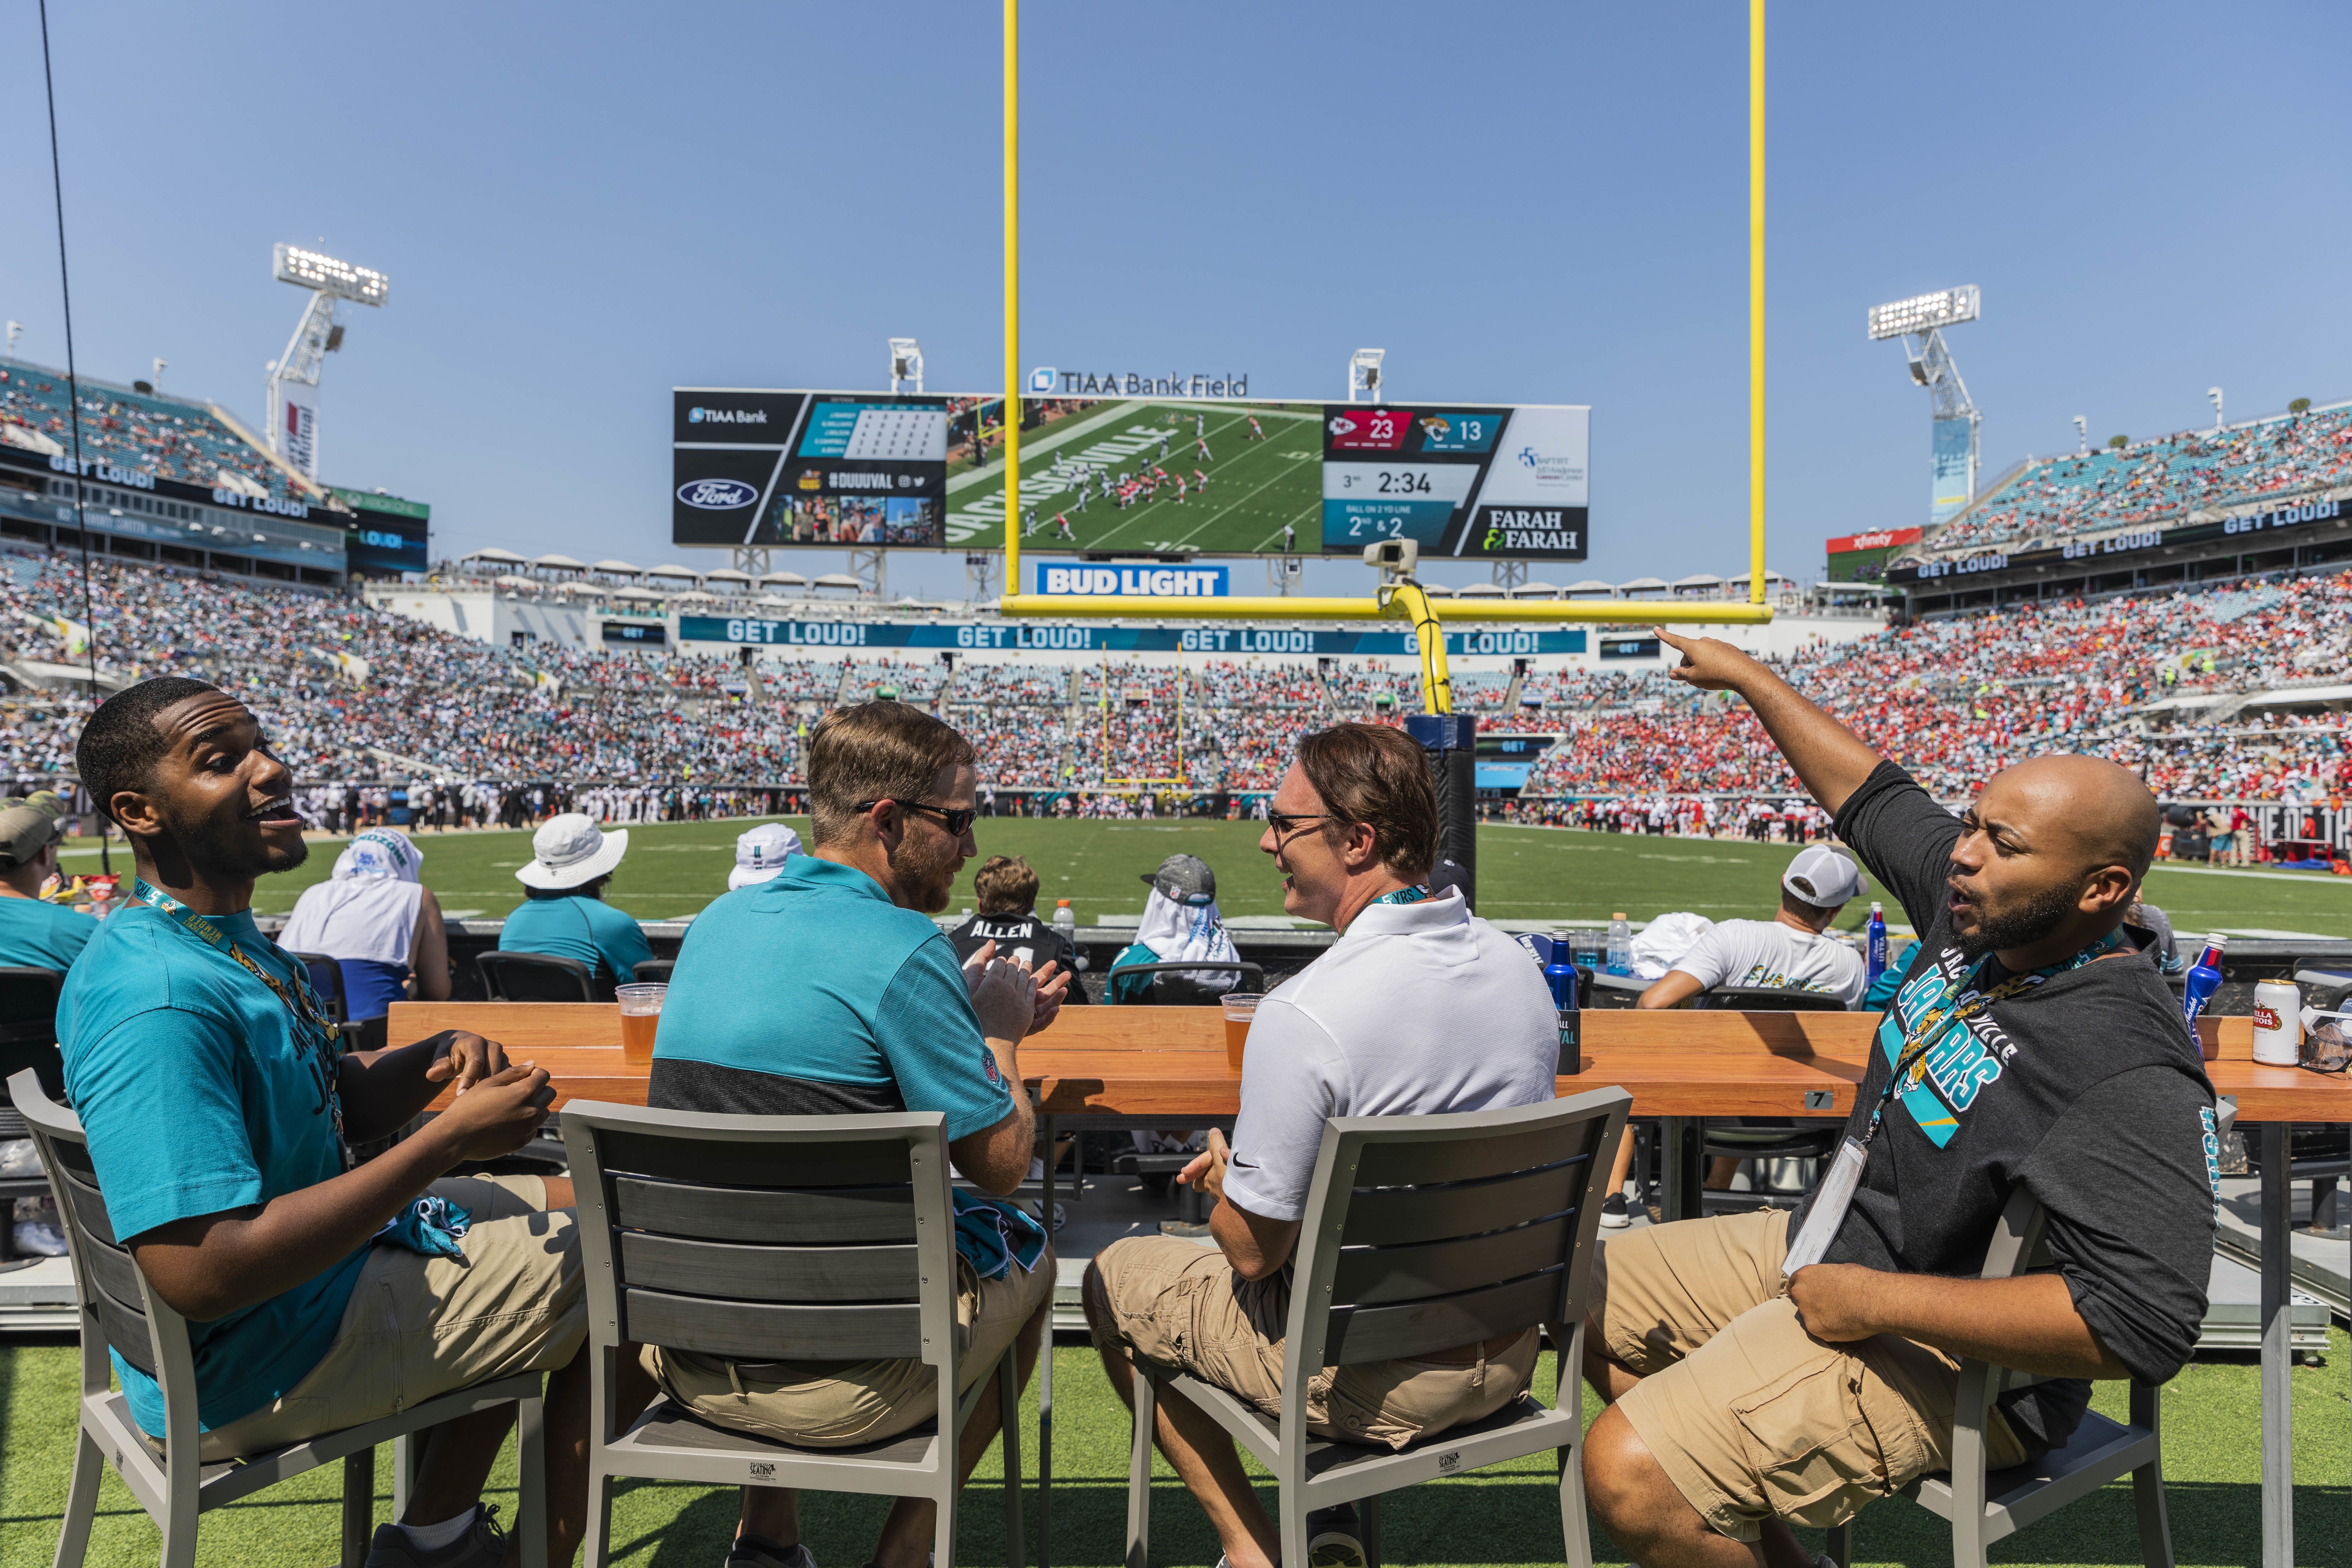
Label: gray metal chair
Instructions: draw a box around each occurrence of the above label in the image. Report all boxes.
[1122,1087,1631,1568]
[1103,959,1265,1006]
[5,1069,549,1568]
[561,1102,1030,1568]
[477,949,602,1002]
[1824,1187,2172,1568]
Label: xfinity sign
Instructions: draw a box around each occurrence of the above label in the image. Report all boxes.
[1036,560,1230,598]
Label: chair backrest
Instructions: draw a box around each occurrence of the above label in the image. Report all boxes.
[283,951,350,1024]
[561,1102,961,1405]
[1695,984,1849,1013]
[0,965,64,1045]
[5,1069,195,1441]
[477,950,599,1003]
[1281,1088,1630,1406]
[631,959,675,985]
[1107,959,1266,1006]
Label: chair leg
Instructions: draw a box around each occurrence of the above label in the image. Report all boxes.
[1360,1492,1381,1568]
[391,1429,421,1520]
[341,1449,374,1567]
[157,1484,200,1568]
[516,1395,549,1568]
[1125,1369,1155,1568]
[999,1350,1025,1568]
[49,1428,102,1568]
[933,1482,959,1568]
[1276,1482,1309,1568]
[1823,1519,1854,1568]
[581,1465,614,1568]
[2130,1382,2174,1568]
[1559,1443,1592,1568]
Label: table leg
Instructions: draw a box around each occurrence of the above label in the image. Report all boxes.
[2259,1121,2292,1568]
[1661,1118,1704,1223]
[1039,1113,1054,1568]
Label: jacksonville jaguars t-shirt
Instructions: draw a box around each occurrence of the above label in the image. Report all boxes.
[1795,762,2218,1450]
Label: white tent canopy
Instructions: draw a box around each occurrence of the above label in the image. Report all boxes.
[533,553,586,571]
[702,567,753,585]
[646,563,701,582]
[463,547,526,564]
[589,558,642,576]
[1454,582,1506,597]
[609,585,662,601]
[1618,576,1671,594]
[1671,572,1726,589]
[811,573,864,591]
[1564,579,1618,596]
[1510,581,1561,598]
[758,571,809,588]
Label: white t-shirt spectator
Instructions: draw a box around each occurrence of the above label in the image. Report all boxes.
[1222,889,1559,1223]
[1671,917,1864,1007]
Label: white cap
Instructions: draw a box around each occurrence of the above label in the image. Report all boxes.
[516,813,629,890]
[1781,844,1864,909]
[729,822,805,890]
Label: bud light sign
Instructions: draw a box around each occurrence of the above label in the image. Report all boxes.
[1035,560,1228,598]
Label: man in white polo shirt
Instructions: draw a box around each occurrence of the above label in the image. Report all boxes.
[1084,723,1560,1568]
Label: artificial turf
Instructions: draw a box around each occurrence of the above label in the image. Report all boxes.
[1,1331,2343,1567]
[53,817,2352,939]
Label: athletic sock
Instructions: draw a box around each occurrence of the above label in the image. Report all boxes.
[397,1505,477,1553]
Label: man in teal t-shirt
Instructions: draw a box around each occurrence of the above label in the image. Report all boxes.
[0,791,98,971]
[58,678,636,1568]
[497,812,653,985]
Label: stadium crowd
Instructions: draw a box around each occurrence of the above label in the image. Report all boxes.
[0,361,307,502]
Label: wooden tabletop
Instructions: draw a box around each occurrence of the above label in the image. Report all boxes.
[387,1004,2352,1124]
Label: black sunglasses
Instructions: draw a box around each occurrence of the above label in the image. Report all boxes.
[861,799,978,837]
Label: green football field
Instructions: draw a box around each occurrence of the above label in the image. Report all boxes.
[943,399,1325,557]
[60,818,2352,938]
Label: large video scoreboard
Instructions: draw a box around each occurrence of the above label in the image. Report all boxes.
[673,388,1588,560]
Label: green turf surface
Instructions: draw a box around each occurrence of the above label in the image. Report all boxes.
[944,399,1325,556]
[3,1331,2343,1566]
[57,819,2352,936]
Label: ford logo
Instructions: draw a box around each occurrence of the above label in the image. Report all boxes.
[677,478,758,510]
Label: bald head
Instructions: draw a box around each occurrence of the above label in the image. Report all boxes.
[1981,754,2161,887]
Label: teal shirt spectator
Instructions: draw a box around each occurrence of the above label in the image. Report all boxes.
[0,893,99,971]
[1106,941,1161,1005]
[498,888,653,981]
[647,856,1014,1141]
[58,901,363,1438]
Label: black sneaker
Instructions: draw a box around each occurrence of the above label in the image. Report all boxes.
[362,1505,507,1568]
[1600,1192,1631,1230]
[1305,1502,1365,1567]
[732,1540,817,1568]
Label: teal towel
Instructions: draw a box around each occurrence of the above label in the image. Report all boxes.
[953,1189,1047,1280]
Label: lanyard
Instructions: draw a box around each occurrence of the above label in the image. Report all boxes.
[132,878,347,1142]
[1859,927,2124,1147]
[1372,885,1431,907]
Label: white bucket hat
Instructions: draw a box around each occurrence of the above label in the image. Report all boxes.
[516,813,629,890]
[729,822,805,890]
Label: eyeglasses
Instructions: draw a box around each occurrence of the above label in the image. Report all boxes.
[1264,809,1334,839]
[859,799,978,837]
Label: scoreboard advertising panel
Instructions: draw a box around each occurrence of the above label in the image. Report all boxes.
[674,390,1588,560]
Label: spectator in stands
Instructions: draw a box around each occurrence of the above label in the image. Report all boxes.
[727,821,804,889]
[946,854,1088,1004]
[0,791,97,970]
[644,701,1067,1568]
[59,677,626,1567]
[1107,853,1243,1004]
[497,813,652,988]
[1085,724,1560,1568]
[277,828,451,1023]
[1579,632,2215,1564]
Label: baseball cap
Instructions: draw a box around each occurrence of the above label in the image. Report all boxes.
[1140,852,1216,905]
[1781,844,1863,909]
[729,822,805,890]
[516,813,629,890]
[0,792,70,867]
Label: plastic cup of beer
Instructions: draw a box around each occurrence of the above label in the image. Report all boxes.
[1222,992,1263,1074]
[616,983,667,1065]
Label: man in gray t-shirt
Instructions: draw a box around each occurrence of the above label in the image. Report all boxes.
[1084,724,1557,1568]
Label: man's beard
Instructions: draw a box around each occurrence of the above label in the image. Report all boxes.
[1951,877,2077,963]
[887,829,961,915]
[162,801,310,882]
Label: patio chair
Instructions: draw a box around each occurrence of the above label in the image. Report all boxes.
[1693,985,1848,1207]
[5,1069,549,1568]
[0,967,64,1268]
[1823,1186,2172,1568]
[560,1102,1030,1568]
[630,959,675,984]
[1122,1087,1631,1568]
[1102,959,1265,1007]
[477,950,602,1002]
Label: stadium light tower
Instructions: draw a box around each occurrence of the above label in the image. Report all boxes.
[5,321,20,359]
[1348,348,1385,404]
[2073,415,2087,455]
[1869,285,1980,524]
[2207,386,2224,430]
[264,243,389,482]
[889,337,924,394]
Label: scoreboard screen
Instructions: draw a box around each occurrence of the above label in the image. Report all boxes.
[1320,403,1587,562]
[673,390,949,547]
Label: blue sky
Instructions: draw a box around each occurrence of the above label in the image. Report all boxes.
[4,1,2348,598]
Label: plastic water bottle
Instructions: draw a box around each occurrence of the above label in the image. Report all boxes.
[1545,935,1582,1076]
[2182,933,2229,1026]
[1606,913,1632,977]
[1052,899,1076,941]
[1866,902,1889,983]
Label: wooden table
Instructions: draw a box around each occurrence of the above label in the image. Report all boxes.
[388,1002,2352,1568]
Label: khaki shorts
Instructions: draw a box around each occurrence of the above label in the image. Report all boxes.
[1592,1208,2025,1543]
[198,1175,586,1463]
[1086,1234,1538,1452]
[646,1248,1054,1449]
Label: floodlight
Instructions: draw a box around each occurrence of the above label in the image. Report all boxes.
[889,337,924,394]
[273,244,389,307]
[1867,286,1979,341]
[1348,348,1386,404]
[2207,386,2224,428]
[2073,415,2087,454]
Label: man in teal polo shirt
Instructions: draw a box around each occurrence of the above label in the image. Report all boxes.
[497,813,653,987]
[650,700,1069,1568]
[0,791,98,970]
